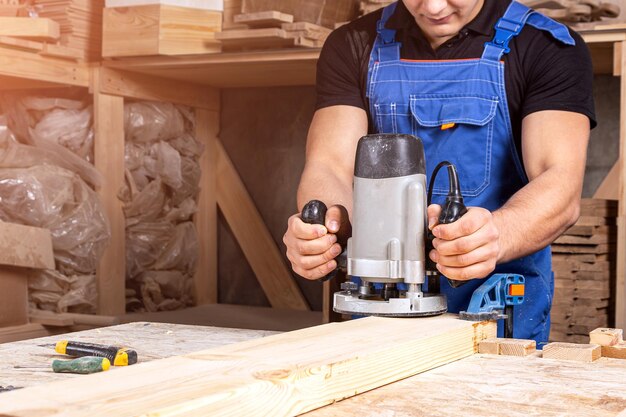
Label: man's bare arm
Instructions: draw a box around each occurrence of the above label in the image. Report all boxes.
[430,110,590,279]
[284,105,368,280]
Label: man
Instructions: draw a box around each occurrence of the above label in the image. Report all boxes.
[283,0,594,343]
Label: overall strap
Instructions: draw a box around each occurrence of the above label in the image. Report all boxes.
[482,1,575,61]
[375,2,401,62]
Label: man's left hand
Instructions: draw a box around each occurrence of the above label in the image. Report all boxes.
[427,204,501,281]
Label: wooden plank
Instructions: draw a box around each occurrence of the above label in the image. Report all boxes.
[40,42,86,61]
[306,354,626,417]
[216,139,309,311]
[617,42,623,77]
[102,49,320,88]
[234,10,294,27]
[193,108,218,305]
[590,328,623,346]
[0,267,29,327]
[595,161,620,199]
[94,70,126,316]
[0,17,60,41]
[97,67,219,110]
[0,315,495,416]
[617,39,626,330]
[580,198,618,217]
[542,342,601,362]
[29,311,121,327]
[0,42,89,86]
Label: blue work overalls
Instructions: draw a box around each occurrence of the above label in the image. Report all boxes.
[367,1,575,344]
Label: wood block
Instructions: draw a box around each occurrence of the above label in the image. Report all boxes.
[0,316,496,415]
[0,17,60,41]
[478,338,500,354]
[103,5,222,57]
[542,342,601,362]
[0,267,29,327]
[241,0,357,28]
[234,10,293,27]
[498,339,537,356]
[589,328,623,346]
[478,338,536,356]
[602,343,626,359]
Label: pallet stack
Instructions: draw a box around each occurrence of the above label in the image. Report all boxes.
[33,0,104,60]
[550,198,617,343]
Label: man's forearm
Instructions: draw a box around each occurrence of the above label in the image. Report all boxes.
[493,166,581,264]
[297,160,353,216]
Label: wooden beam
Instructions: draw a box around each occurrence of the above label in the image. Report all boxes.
[617,40,626,330]
[216,139,309,311]
[97,67,219,110]
[615,41,623,76]
[0,17,60,41]
[94,69,126,316]
[193,108,218,305]
[0,315,495,416]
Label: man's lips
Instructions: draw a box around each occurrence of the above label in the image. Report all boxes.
[426,14,453,24]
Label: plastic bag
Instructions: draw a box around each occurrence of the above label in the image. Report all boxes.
[29,269,97,313]
[0,164,110,275]
[124,101,185,143]
[30,106,94,161]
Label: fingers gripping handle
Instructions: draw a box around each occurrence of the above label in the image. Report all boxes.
[301,200,338,282]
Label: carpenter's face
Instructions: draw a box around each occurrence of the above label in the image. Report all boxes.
[402,0,484,48]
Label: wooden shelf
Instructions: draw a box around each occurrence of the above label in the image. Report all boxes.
[0,43,89,88]
[103,48,321,88]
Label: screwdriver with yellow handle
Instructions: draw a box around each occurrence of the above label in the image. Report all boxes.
[40,341,138,366]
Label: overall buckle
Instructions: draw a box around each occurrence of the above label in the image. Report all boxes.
[484,17,524,55]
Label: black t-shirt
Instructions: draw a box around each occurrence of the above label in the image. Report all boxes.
[315,0,596,156]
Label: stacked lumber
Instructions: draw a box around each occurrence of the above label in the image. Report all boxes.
[550,198,617,343]
[520,0,620,24]
[33,0,104,60]
[359,0,393,16]
[240,0,358,29]
[216,10,331,51]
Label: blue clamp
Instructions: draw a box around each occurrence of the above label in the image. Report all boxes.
[459,273,525,321]
[484,17,525,55]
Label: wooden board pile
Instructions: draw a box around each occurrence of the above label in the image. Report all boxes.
[550,198,617,343]
[217,10,331,51]
[519,0,620,24]
[33,0,104,60]
[219,0,357,51]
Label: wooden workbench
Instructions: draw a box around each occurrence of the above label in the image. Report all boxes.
[0,322,277,388]
[2,319,626,416]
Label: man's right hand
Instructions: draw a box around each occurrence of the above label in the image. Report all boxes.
[283,205,349,281]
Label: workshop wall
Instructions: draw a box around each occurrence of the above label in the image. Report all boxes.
[219,75,617,310]
[220,86,320,310]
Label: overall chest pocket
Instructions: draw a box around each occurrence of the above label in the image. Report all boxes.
[409,94,498,198]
